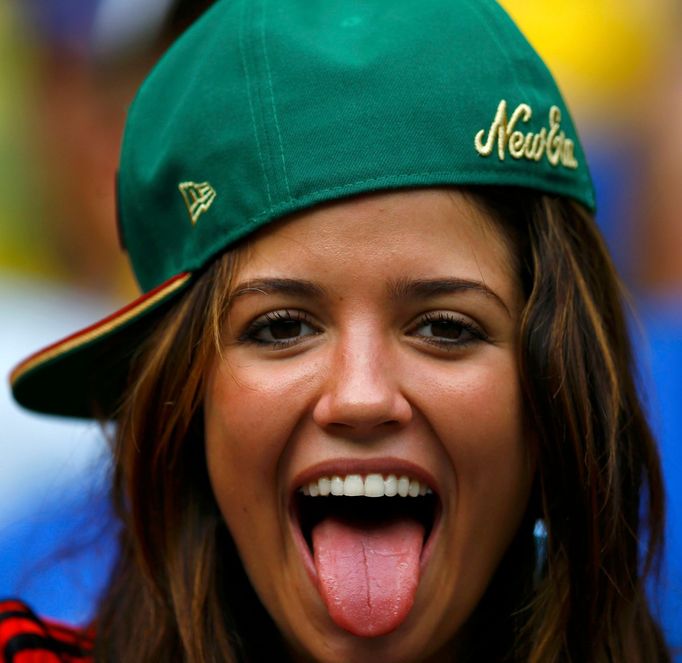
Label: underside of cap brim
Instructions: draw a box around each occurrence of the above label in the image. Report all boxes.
[9,273,192,418]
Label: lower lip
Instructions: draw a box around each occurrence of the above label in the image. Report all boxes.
[289,497,443,601]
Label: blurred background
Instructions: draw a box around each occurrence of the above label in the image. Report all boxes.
[0,0,680,651]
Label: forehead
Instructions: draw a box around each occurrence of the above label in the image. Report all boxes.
[236,188,518,301]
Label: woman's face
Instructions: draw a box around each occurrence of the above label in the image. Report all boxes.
[204,189,533,663]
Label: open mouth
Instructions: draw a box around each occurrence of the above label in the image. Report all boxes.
[295,478,439,551]
[291,472,441,638]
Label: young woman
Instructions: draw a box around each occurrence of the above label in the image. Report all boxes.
[3,0,671,661]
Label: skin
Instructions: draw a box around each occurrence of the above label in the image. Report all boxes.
[204,189,533,663]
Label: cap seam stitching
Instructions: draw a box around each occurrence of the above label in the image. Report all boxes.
[238,0,273,207]
[261,0,291,198]
[468,0,525,106]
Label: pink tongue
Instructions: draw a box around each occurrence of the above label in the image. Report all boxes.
[312,515,424,637]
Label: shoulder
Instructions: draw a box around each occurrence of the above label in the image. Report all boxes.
[0,599,93,662]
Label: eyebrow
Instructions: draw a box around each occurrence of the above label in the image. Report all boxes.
[230,276,510,316]
[231,278,327,300]
[387,277,511,317]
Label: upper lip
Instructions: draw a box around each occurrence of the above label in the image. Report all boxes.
[291,457,439,496]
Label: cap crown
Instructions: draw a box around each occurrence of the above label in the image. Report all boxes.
[119,0,595,292]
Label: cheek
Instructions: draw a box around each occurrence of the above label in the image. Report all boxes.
[205,357,319,464]
[433,352,525,451]
[415,352,533,630]
[419,352,531,527]
[203,364,280,544]
[203,359,318,553]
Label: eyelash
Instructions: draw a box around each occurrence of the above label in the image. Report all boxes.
[239,310,320,349]
[407,311,488,350]
[239,310,488,350]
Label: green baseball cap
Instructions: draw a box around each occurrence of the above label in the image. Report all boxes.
[11,0,595,417]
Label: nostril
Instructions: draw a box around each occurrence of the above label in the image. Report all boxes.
[329,418,399,428]
[323,418,405,439]
[312,391,413,432]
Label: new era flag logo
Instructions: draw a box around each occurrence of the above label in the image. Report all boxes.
[178,181,217,225]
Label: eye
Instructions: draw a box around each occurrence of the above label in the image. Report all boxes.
[241,310,320,348]
[408,312,487,349]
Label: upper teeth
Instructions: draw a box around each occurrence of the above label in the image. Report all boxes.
[300,474,432,498]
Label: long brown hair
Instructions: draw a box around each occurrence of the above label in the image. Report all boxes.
[471,189,669,662]
[91,189,670,662]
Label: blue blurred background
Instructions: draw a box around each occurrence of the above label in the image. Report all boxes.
[0,0,680,653]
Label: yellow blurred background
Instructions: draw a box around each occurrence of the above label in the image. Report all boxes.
[503,0,682,292]
[502,0,678,124]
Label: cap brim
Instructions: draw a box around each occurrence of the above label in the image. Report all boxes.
[9,273,192,418]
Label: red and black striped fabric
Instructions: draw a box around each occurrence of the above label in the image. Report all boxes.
[0,600,93,662]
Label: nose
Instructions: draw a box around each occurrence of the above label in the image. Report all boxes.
[312,333,412,436]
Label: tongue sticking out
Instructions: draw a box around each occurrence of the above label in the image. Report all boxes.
[312,514,425,637]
